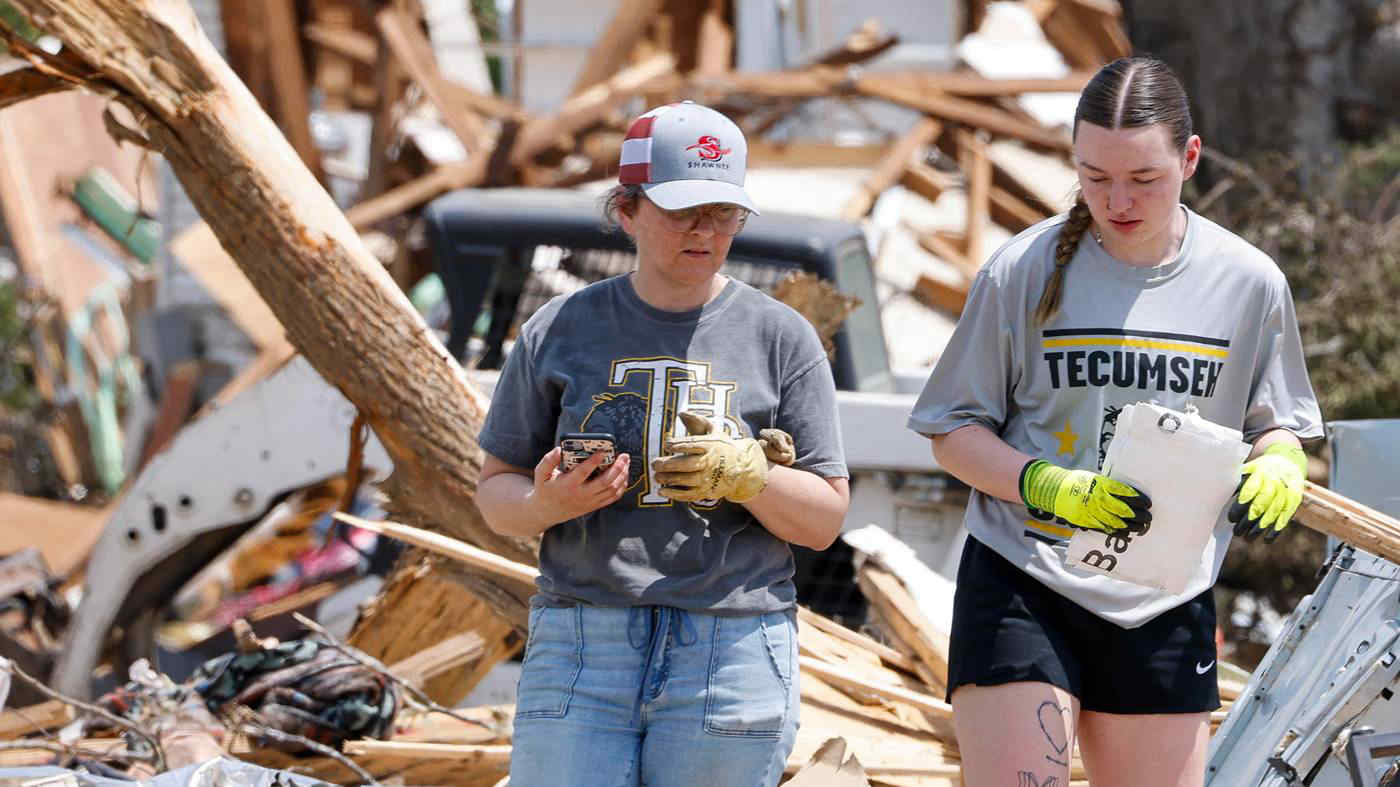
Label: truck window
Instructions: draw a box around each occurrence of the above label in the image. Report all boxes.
[833,237,894,393]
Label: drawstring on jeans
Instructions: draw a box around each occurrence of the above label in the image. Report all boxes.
[626,606,698,726]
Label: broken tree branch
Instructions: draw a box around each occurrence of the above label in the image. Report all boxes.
[0,658,166,771]
[0,67,75,109]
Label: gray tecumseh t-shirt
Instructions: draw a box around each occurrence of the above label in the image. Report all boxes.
[908,207,1324,628]
[479,274,847,615]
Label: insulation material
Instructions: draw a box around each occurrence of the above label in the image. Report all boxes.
[1065,403,1250,593]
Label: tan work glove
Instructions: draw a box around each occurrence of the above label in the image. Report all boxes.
[653,412,795,503]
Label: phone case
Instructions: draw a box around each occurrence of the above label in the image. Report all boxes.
[560,434,616,472]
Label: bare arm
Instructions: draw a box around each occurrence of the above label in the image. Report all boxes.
[1247,427,1303,458]
[930,423,1034,505]
[744,469,850,551]
[476,449,632,539]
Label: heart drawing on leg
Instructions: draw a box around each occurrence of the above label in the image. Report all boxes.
[1037,700,1070,766]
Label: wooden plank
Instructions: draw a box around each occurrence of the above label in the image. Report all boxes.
[1039,1,1110,69]
[303,22,378,65]
[343,741,511,764]
[310,2,355,110]
[857,564,952,694]
[913,273,969,315]
[364,25,409,201]
[899,161,955,205]
[695,0,733,76]
[910,222,978,278]
[842,117,942,221]
[139,359,202,466]
[348,556,524,706]
[804,19,899,68]
[0,493,108,577]
[376,6,491,154]
[800,655,952,719]
[748,140,888,169]
[1294,482,1400,566]
[874,69,1094,97]
[344,159,485,229]
[0,700,75,740]
[990,183,1048,232]
[443,79,531,123]
[797,606,919,674]
[387,629,486,688]
[335,513,541,587]
[568,0,666,97]
[957,128,992,265]
[510,53,676,167]
[857,77,1072,152]
[263,0,324,179]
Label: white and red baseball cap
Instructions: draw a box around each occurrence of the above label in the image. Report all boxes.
[618,101,758,213]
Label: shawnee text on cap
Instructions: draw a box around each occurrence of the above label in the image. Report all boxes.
[618,101,758,213]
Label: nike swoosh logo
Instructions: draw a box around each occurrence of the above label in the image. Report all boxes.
[1196,660,1215,674]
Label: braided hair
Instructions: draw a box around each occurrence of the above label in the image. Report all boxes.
[1035,56,1194,324]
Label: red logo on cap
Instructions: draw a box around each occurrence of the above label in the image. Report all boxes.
[685,135,731,161]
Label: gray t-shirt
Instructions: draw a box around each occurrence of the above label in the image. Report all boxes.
[479,274,848,614]
[908,207,1324,628]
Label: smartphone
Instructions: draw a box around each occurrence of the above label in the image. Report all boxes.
[560,432,617,474]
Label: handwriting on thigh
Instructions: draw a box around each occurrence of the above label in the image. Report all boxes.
[1019,772,1061,787]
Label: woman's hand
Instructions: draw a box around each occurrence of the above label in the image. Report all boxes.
[527,446,632,523]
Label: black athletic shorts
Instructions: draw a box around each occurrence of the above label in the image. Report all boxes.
[946,536,1220,714]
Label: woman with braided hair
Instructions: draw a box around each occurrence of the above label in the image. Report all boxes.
[908,57,1322,785]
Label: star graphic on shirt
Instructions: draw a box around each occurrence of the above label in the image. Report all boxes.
[1053,419,1078,456]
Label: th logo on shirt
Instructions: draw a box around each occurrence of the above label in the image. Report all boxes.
[581,357,745,506]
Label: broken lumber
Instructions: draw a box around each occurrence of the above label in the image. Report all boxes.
[261,0,323,179]
[387,629,486,689]
[912,273,969,316]
[0,699,75,740]
[1296,483,1400,566]
[694,0,732,76]
[342,740,512,765]
[511,53,676,167]
[568,0,666,97]
[797,606,918,674]
[376,6,490,154]
[334,513,540,589]
[858,76,1073,152]
[346,159,485,229]
[857,563,952,694]
[349,554,523,705]
[799,656,951,720]
[842,117,942,221]
[957,128,992,265]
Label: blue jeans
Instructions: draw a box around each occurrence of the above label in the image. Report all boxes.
[508,604,799,787]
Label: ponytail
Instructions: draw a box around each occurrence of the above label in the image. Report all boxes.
[1034,198,1092,325]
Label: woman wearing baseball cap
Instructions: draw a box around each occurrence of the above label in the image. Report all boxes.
[474,101,850,786]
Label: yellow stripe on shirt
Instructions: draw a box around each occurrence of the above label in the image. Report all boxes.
[1041,337,1230,358]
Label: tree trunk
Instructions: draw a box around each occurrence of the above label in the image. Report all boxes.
[1121,0,1385,183]
[0,0,537,626]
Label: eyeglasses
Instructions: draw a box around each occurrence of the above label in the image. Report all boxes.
[650,201,750,236]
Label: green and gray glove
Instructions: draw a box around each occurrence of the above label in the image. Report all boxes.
[652,412,793,503]
[1229,442,1307,542]
[1019,459,1152,533]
